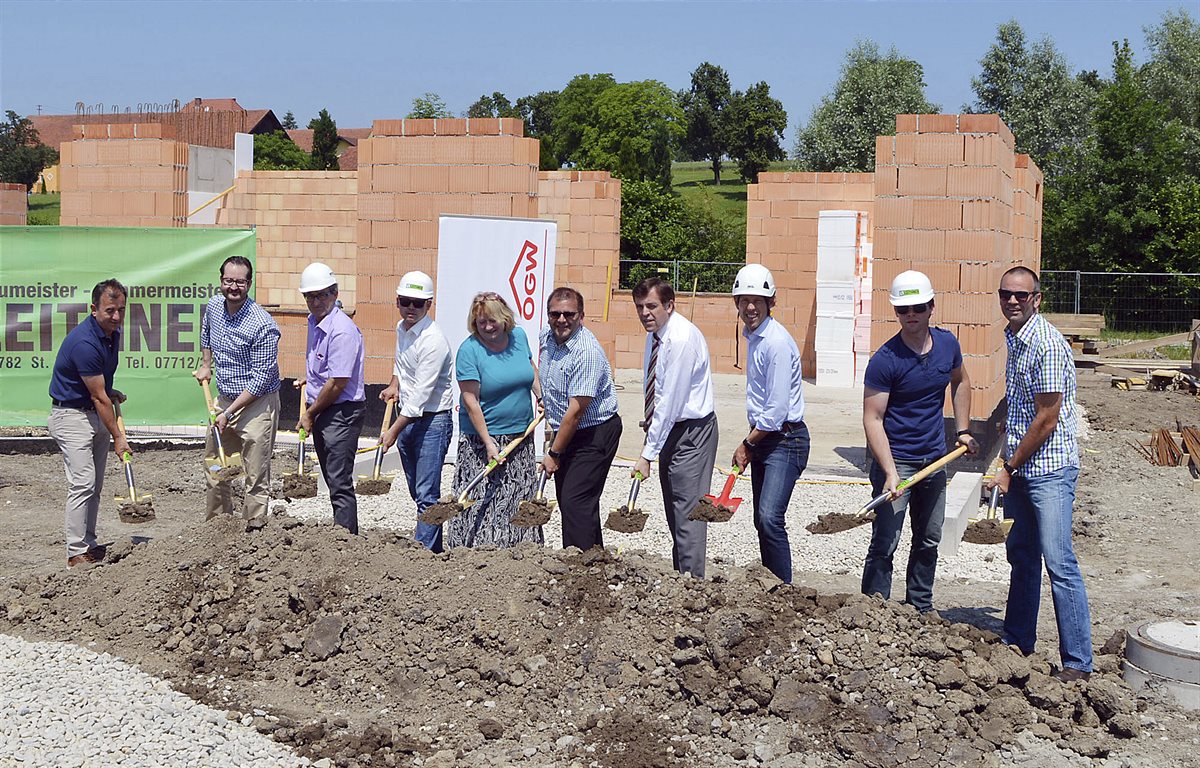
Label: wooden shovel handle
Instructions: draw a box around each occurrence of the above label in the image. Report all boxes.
[379,397,396,438]
[895,444,969,492]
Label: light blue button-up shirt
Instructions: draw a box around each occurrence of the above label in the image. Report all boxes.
[745,316,805,431]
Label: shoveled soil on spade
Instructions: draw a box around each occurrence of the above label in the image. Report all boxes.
[604,505,649,533]
[962,519,1008,545]
[280,474,318,499]
[419,496,464,525]
[511,498,553,527]
[212,465,244,482]
[355,478,393,496]
[116,501,156,524]
[807,512,871,535]
[688,498,736,523]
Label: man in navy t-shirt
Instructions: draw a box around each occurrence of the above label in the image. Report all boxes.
[861,270,978,612]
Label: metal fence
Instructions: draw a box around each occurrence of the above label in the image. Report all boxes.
[1040,271,1200,333]
[618,259,744,293]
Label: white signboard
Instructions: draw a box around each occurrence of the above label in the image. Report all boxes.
[435,214,558,458]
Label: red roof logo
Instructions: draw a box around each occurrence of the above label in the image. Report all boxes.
[508,240,539,320]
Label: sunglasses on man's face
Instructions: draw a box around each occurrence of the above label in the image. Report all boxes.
[998,289,1038,301]
[548,310,578,320]
[895,302,929,315]
[396,297,427,308]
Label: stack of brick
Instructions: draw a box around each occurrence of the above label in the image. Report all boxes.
[59,123,187,227]
[216,171,359,377]
[873,114,1040,418]
[746,171,874,375]
[0,183,27,224]
[355,117,539,382]
[1012,154,1044,269]
[536,170,621,362]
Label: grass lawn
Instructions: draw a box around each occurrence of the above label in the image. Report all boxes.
[670,160,791,226]
[27,193,60,225]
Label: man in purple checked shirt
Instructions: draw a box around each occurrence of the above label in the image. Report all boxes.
[297,262,366,534]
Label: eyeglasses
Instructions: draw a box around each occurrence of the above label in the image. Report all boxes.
[303,288,336,301]
[895,302,929,315]
[221,278,249,287]
[548,310,578,320]
[473,291,502,303]
[396,297,428,308]
[998,289,1038,301]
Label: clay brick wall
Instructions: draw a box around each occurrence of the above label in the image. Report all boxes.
[746,171,875,375]
[59,123,187,227]
[0,183,27,225]
[873,113,1028,417]
[355,117,539,382]
[536,170,622,362]
[216,171,359,378]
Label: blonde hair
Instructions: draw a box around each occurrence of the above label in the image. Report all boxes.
[467,291,516,336]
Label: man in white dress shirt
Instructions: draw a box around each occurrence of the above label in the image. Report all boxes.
[381,271,455,552]
[632,276,718,578]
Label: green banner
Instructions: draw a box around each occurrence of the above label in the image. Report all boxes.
[0,226,256,426]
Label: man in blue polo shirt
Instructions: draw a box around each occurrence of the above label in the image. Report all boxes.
[194,255,281,531]
[48,278,131,567]
[539,286,622,550]
[862,270,977,612]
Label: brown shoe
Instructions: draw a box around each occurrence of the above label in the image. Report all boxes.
[1053,668,1091,683]
[67,551,100,567]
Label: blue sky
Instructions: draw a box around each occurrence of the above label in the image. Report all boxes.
[0,1,1189,141]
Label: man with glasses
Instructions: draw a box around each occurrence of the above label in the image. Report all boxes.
[194,256,281,531]
[861,270,977,613]
[988,266,1093,682]
[379,271,454,551]
[538,287,622,551]
[297,262,366,535]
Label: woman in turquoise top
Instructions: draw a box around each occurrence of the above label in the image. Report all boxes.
[446,292,543,548]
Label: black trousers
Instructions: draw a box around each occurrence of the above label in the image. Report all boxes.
[553,414,622,551]
[312,400,366,535]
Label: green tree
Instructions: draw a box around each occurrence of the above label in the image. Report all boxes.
[966,20,1095,175]
[407,92,453,119]
[281,110,298,130]
[467,92,519,118]
[680,62,733,183]
[1140,9,1200,173]
[724,82,788,183]
[548,73,617,169]
[576,80,684,188]
[516,90,560,169]
[0,110,59,191]
[1044,42,1200,285]
[795,41,938,172]
[253,131,311,171]
[308,109,339,170]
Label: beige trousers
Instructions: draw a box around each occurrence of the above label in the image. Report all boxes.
[205,390,279,521]
[48,406,110,557]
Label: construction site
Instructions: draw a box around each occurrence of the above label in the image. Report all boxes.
[1,108,1199,766]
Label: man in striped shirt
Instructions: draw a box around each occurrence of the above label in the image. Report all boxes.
[194,256,281,531]
[988,266,1092,683]
[539,287,622,551]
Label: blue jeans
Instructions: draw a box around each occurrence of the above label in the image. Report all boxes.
[396,410,453,553]
[1003,465,1093,672]
[749,422,809,583]
[861,458,947,612]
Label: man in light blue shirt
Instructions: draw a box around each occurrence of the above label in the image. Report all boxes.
[730,265,808,583]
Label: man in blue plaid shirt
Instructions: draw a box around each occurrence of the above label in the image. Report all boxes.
[988,266,1092,682]
[194,256,281,530]
[538,287,622,550]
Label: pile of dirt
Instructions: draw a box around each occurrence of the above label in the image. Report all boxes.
[116,500,156,524]
[688,498,735,523]
[419,496,464,525]
[604,504,649,533]
[806,512,871,535]
[0,516,1141,767]
[280,473,318,499]
[962,520,1008,545]
[355,478,393,496]
[511,497,553,528]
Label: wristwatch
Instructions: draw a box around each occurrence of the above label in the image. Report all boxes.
[956,429,971,437]
[1002,460,1017,476]
[547,447,563,460]
[742,438,757,451]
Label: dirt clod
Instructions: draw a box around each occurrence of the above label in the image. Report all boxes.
[117,501,156,524]
[212,465,244,482]
[419,497,463,525]
[962,519,1007,544]
[806,512,870,535]
[604,504,648,533]
[512,498,552,527]
[281,474,318,499]
[688,497,735,522]
[355,478,392,496]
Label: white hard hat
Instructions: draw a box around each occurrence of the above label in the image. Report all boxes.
[889,270,935,306]
[396,271,434,300]
[732,263,776,298]
[299,262,337,294]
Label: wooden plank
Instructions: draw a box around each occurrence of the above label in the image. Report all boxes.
[1098,331,1191,358]
[1044,313,1105,332]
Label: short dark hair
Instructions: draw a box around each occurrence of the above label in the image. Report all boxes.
[547,286,584,313]
[1002,266,1041,292]
[91,278,127,305]
[221,256,254,282]
[633,276,674,304]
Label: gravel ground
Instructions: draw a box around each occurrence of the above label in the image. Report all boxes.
[0,633,310,767]
[280,461,1011,586]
